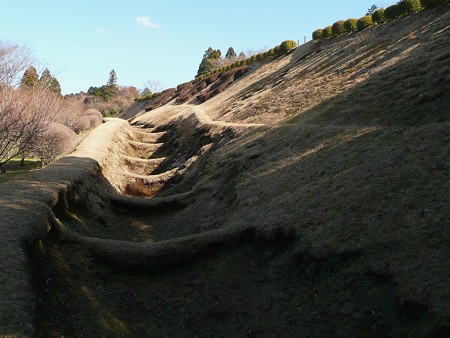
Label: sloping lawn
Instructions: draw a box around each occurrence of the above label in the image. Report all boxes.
[0,158,41,184]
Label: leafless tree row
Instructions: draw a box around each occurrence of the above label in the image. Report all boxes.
[0,41,103,170]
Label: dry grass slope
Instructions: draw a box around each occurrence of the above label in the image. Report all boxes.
[0,4,449,337]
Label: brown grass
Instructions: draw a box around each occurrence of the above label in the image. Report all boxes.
[1,4,449,337]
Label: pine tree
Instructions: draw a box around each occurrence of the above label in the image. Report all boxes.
[107,69,118,87]
[238,52,246,59]
[225,47,237,59]
[20,66,39,88]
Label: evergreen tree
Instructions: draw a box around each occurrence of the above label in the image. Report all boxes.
[238,52,246,59]
[20,66,39,88]
[366,4,378,15]
[49,77,62,95]
[196,58,215,77]
[225,47,237,59]
[39,68,62,95]
[141,87,152,96]
[196,47,222,77]
[39,68,52,87]
[107,69,118,87]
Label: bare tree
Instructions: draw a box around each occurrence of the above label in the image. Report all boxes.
[0,41,33,86]
[142,80,162,95]
[0,87,63,167]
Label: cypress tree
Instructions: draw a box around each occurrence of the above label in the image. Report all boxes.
[20,66,39,88]
[49,77,62,95]
[39,68,62,95]
[225,47,237,59]
[39,68,52,87]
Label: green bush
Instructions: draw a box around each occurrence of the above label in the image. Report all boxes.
[420,0,448,8]
[372,8,386,24]
[398,0,423,15]
[240,60,246,66]
[278,40,298,55]
[273,45,280,55]
[256,52,265,61]
[357,16,373,31]
[245,58,252,65]
[263,52,269,59]
[135,92,154,102]
[322,26,333,38]
[344,18,358,33]
[384,4,401,20]
[250,55,257,63]
[332,20,346,36]
[312,29,323,40]
[267,48,275,57]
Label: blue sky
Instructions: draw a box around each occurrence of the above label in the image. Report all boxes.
[0,0,392,94]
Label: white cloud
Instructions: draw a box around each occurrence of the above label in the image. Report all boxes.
[135,16,160,29]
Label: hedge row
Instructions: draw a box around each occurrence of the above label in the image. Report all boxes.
[195,40,298,81]
[312,0,449,41]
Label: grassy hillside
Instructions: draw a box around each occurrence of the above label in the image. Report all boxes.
[1,4,449,338]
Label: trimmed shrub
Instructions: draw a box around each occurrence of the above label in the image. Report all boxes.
[322,26,333,38]
[312,29,323,40]
[83,109,103,128]
[240,60,246,66]
[256,52,265,61]
[332,20,346,36]
[385,4,401,20]
[267,48,275,57]
[372,8,386,24]
[263,52,269,59]
[357,16,373,31]
[344,18,358,33]
[73,116,91,133]
[398,0,423,15]
[421,0,448,8]
[36,122,77,166]
[250,55,257,63]
[245,58,252,66]
[273,45,280,55]
[278,40,298,55]
[86,115,101,129]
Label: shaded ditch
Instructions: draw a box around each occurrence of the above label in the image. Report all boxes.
[29,228,444,338]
